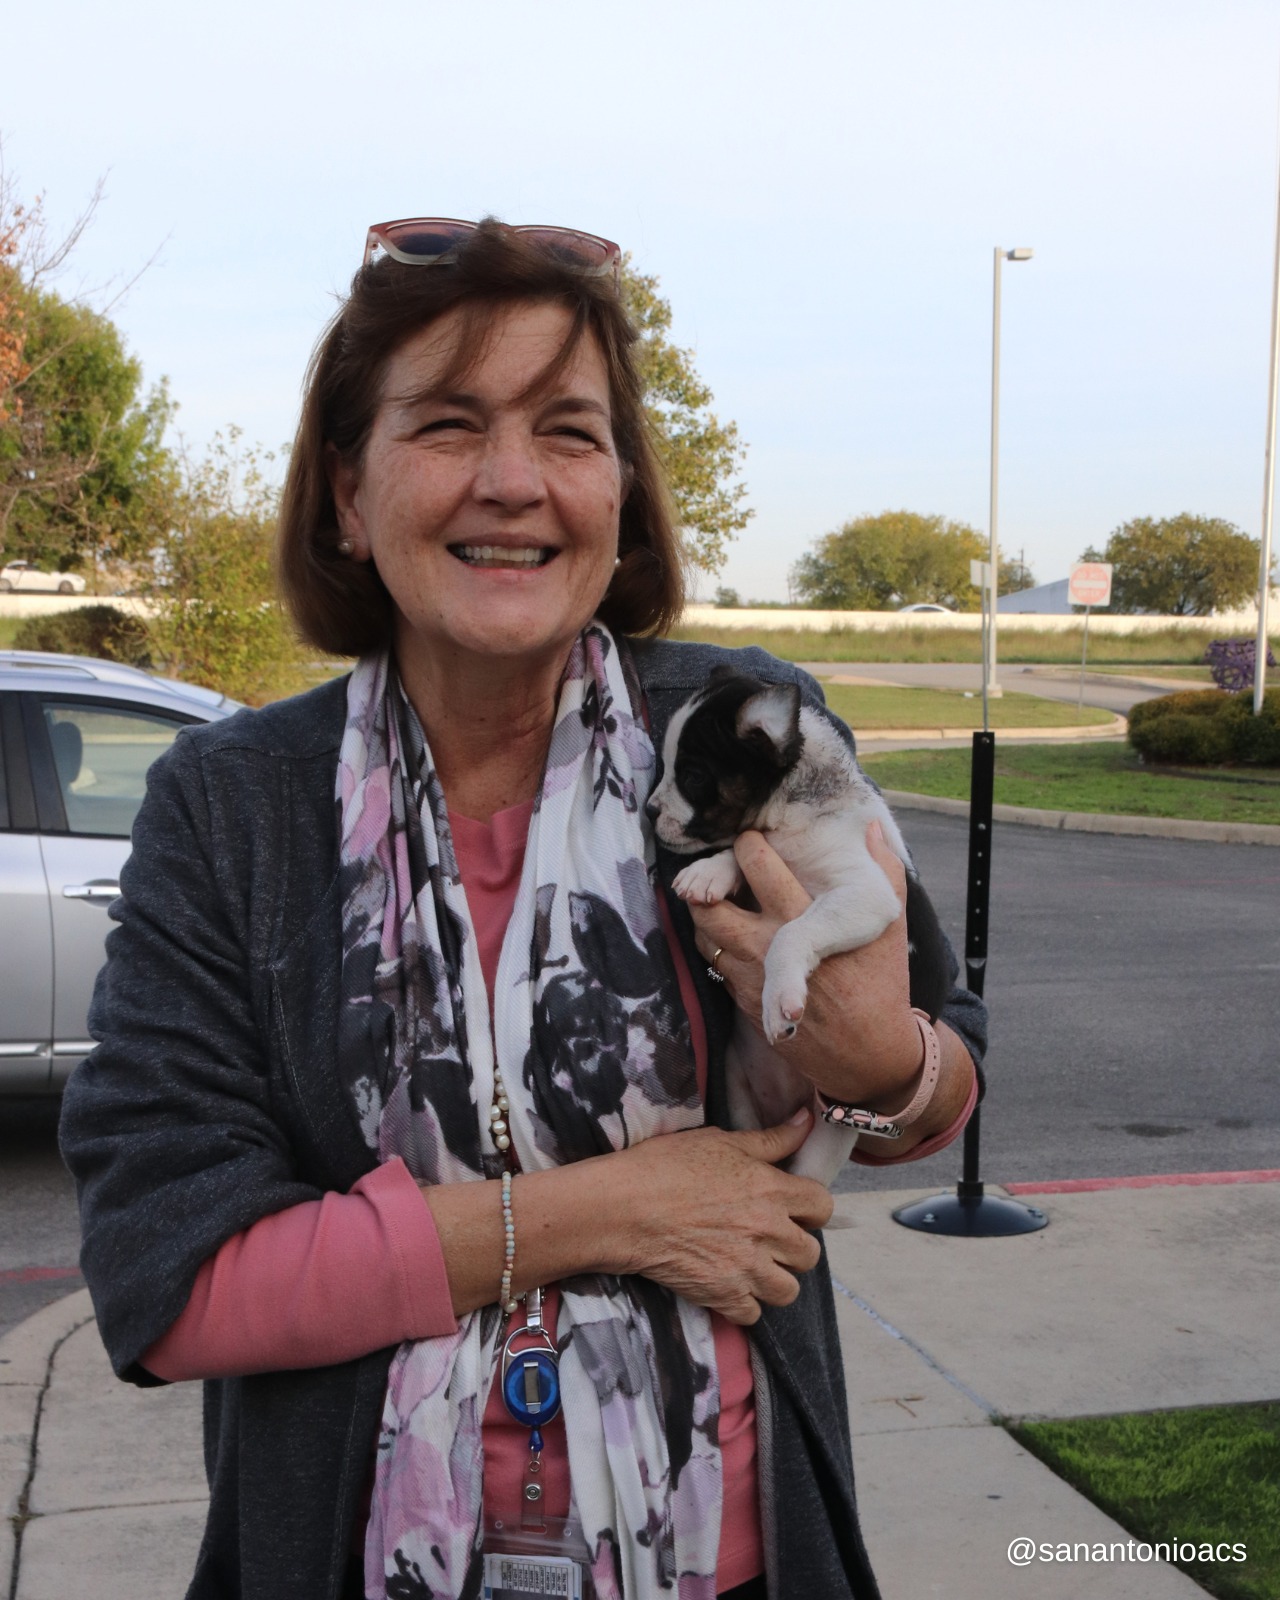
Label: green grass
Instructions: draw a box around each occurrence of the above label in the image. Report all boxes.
[860,742,1280,824]
[669,621,1278,667]
[1008,1404,1280,1600]
[0,617,23,648]
[822,683,1115,730]
[1089,664,1215,682]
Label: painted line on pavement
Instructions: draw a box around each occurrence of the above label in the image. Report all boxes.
[1006,1170,1280,1195]
[0,1267,83,1284]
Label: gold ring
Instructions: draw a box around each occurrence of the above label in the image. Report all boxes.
[707,947,726,984]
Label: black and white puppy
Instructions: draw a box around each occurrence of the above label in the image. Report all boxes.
[647,666,950,1185]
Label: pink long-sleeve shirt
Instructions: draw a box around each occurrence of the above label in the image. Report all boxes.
[146,799,975,1592]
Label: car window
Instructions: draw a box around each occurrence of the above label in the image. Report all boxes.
[39,702,186,838]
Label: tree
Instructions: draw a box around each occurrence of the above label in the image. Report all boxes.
[1081,515,1268,616]
[0,164,171,573]
[621,259,751,575]
[144,431,308,705]
[999,555,1037,596]
[790,510,991,610]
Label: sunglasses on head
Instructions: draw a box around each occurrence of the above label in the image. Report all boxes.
[363,217,621,286]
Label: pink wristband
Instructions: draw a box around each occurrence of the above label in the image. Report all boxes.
[820,1010,942,1140]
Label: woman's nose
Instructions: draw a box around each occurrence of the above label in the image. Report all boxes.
[475,431,544,508]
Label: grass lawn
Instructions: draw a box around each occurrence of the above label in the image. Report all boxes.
[859,742,1280,825]
[822,683,1115,731]
[1009,1403,1280,1600]
[671,621,1278,668]
[1089,664,1215,682]
[0,617,23,648]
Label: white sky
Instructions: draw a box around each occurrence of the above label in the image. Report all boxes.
[5,0,1279,600]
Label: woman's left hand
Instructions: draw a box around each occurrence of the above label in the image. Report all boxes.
[686,823,924,1109]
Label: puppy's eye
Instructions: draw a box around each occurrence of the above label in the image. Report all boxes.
[676,760,715,804]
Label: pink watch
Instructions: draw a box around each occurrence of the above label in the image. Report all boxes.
[819,1010,942,1140]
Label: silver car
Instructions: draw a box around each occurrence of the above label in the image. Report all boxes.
[0,652,241,1093]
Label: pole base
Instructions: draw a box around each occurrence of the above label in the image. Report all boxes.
[892,1191,1048,1236]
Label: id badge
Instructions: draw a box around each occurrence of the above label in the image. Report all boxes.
[482,1515,594,1600]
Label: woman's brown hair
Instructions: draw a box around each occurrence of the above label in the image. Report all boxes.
[277,220,686,655]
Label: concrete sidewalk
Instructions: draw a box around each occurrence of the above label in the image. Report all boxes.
[4,1176,1278,1598]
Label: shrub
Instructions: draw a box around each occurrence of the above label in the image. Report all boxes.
[1128,687,1280,766]
[12,604,152,668]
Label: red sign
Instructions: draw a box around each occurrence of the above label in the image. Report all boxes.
[1069,562,1113,607]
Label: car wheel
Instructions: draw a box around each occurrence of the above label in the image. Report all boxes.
[58,580,74,594]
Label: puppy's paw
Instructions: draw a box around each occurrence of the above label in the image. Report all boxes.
[673,853,742,906]
[762,971,809,1045]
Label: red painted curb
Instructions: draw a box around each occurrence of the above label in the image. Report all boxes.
[1005,1170,1280,1196]
[0,1266,83,1284]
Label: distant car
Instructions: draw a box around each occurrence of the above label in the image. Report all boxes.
[0,561,88,595]
[898,602,954,613]
[0,652,242,1094]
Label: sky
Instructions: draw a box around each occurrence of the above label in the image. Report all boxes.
[4,0,1280,601]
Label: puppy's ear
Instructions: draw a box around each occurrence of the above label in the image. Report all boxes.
[707,663,747,688]
[736,684,802,767]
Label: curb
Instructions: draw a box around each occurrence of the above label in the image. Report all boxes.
[0,1289,94,1530]
[860,715,1126,742]
[882,788,1280,846]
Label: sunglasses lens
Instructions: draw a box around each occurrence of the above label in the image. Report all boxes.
[373,220,474,261]
[518,228,618,273]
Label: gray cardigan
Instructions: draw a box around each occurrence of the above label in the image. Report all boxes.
[60,637,986,1600]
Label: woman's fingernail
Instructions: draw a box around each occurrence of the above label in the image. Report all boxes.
[788,1107,811,1125]
[868,821,883,843]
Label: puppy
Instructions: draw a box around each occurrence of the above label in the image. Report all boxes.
[647,667,950,1185]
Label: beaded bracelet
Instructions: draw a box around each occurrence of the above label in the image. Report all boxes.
[499,1170,519,1314]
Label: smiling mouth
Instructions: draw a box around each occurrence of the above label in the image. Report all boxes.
[449,544,556,569]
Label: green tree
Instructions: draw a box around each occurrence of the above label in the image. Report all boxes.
[790,510,990,610]
[1,282,174,572]
[621,259,750,575]
[0,168,173,576]
[144,431,308,705]
[999,555,1037,595]
[1082,515,1268,616]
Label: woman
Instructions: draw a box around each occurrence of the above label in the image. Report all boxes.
[60,218,985,1600]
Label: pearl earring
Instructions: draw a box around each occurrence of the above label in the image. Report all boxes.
[337,538,354,556]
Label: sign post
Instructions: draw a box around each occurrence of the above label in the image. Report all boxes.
[1068,562,1113,711]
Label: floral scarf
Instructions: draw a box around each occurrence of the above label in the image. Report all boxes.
[336,625,723,1600]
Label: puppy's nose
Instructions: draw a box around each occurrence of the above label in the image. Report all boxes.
[644,796,661,821]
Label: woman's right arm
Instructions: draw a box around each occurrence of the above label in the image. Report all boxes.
[147,1109,832,1381]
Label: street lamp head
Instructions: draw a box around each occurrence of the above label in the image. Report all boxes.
[1006,247,1034,262]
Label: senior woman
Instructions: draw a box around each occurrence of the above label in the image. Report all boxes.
[60,218,985,1600]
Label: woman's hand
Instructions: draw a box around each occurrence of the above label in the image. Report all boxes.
[686,824,923,1107]
[424,1113,834,1324]
[605,1113,834,1324]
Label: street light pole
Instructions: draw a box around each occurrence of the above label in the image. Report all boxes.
[987,246,1033,703]
[1256,152,1280,715]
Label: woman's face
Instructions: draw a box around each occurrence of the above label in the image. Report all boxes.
[331,299,625,680]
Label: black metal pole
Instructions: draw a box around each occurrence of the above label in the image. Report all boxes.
[957,729,994,1202]
[893,730,1047,1236]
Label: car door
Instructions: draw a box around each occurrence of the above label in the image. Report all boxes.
[0,695,55,1091]
[22,693,195,1088]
